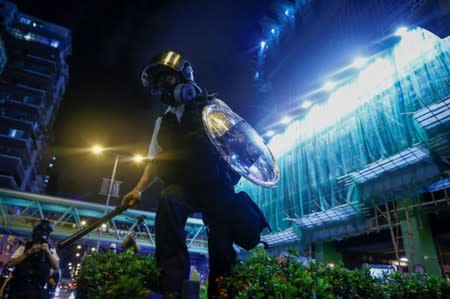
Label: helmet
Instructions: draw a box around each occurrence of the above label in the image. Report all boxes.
[33,219,54,233]
[141,50,196,89]
[32,219,54,243]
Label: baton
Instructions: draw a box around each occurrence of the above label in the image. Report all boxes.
[57,206,127,250]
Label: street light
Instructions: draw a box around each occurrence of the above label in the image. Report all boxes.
[91,146,145,250]
[91,145,104,154]
[133,154,145,162]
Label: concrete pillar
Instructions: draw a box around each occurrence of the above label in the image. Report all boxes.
[315,242,343,264]
[399,199,442,276]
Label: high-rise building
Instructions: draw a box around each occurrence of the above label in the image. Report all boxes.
[0,1,71,192]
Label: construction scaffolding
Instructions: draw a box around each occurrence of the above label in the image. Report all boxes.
[237,28,450,249]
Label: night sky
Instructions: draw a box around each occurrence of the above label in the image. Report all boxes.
[13,0,270,205]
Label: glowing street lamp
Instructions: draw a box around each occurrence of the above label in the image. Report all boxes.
[133,154,145,163]
[91,145,104,154]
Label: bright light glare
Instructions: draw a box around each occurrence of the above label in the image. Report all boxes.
[133,154,145,162]
[271,28,275,34]
[399,257,408,262]
[76,245,81,249]
[323,81,336,91]
[281,116,292,125]
[75,253,80,257]
[260,41,266,49]
[394,26,408,37]
[101,223,107,229]
[91,145,103,154]
[393,28,437,71]
[284,9,289,16]
[269,58,394,157]
[266,28,443,158]
[301,100,313,109]
[81,220,87,226]
[352,57,367,68]
[91,247,96,252]
[266,130,275,137]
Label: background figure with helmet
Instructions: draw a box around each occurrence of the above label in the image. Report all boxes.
[5,219,60,299]
[121,51,270,299]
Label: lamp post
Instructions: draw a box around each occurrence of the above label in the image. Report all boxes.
[90,145,144,250]
[104,153,119,215]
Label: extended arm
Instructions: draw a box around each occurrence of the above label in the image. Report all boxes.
[120,162,154,208]
[42,243,60,271]
[7,245,27,267]
[134,162,154,193]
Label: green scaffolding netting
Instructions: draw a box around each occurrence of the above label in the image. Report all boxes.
[237,28,450,231]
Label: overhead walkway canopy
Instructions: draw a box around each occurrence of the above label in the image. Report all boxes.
[0,188,208,254]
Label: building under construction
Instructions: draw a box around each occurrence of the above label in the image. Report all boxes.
[241,0,450,277]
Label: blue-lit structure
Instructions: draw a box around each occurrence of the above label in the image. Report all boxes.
[0,0,71,192]
[241,24,450,275]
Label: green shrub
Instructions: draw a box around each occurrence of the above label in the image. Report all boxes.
[75,248,450,299]
[76,250,160,299]
[217,248,450,299]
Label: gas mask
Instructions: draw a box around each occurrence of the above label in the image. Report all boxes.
[153,71,198,106]
[141,51,202,107]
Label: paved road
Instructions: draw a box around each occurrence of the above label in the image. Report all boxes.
[53,288,74,299]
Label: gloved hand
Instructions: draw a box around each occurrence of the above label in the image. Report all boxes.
[120,189,141,209]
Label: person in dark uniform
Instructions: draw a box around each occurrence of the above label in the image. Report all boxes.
[121,51,268,299]
[6,219,60,299]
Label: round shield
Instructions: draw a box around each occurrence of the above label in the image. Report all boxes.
[202,102,280,188]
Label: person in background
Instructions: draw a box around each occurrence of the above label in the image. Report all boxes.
[120,232,140,254]
[108,243,117,254]
[6,219,60,299]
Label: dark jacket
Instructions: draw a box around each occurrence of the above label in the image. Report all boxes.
[154,96,240,187]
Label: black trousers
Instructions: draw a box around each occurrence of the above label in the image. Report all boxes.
[8,283,43,299]
[155,183,236,298]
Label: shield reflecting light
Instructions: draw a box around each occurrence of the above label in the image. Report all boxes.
[202,103,280,188]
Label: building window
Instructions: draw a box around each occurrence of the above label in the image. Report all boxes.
[7,128,26,138]
[10,28,60,49]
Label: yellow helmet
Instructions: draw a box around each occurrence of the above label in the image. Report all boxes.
[141,51,195,89]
